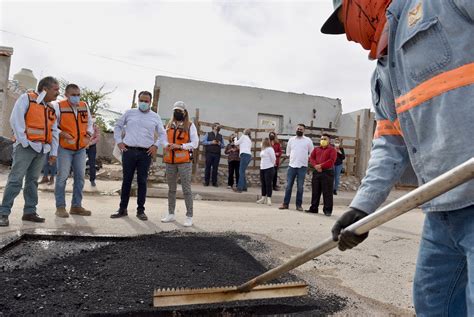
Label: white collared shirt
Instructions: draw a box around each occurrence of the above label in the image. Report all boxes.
[114,109,168,148]
[235,134,252,155]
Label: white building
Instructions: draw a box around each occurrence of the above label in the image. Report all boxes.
[154,76,342,134]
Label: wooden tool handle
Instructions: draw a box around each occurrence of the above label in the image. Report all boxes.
[238,157,474,292]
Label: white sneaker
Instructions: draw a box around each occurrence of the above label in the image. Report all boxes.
[266,197,272,206]
[256,196,267,204]
[183,217,193,227]
[161,214,176,223]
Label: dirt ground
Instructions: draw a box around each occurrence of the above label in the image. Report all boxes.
[0,167,421,316]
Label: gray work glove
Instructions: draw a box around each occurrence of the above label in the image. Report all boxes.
[331,208,369,251]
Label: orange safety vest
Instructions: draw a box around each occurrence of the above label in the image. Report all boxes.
[24,92,56,144]
[58,99,89,150]
[163,123,191,164]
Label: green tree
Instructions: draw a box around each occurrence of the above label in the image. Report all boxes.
[81,85,114,115]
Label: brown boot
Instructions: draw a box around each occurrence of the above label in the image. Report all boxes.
[70,206,91,216]
[39,176,49,184]
[48,176,55,186]
[55,207,69,218]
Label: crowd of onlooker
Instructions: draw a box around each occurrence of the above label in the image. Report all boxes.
[201,123,345,214]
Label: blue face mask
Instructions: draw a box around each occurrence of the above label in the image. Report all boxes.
[69,96,80,105]
[138,102,150,112]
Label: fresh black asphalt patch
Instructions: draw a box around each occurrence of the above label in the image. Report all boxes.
[0,233,346,316]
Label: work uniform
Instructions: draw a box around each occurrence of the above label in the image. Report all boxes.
[164,122,199,217]
[350,2,474,315]
[54,99,93,210]
[0,92,58,217]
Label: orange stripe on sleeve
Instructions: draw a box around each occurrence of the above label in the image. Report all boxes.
[396,63,474,114]
[374,119,403,139]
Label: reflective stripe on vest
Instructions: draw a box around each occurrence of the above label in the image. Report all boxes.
[58,100,89,150]
[27,128,45,135]
[374,119,403,139]
[396,62,474,114]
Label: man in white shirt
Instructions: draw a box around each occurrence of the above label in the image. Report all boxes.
[0,77,60,226]
[111,91,167,221]
[279,124,313,211]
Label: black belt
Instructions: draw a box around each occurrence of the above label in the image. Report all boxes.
[126,146,148,151]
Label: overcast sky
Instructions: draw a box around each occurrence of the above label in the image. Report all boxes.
[1,0,376,114]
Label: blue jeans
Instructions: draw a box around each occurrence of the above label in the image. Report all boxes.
[0,145,46,215]
[237,153,252,191]
[283,166,307,207]
[333,164,343,191]
[120,148,152,213]
[42,153,57,177]
[55,147,86,208]
[414,205,474,316]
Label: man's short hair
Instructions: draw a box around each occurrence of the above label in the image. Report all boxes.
[37,76,59,92]
[138,91,152,100]
[322,133,331,138]
[65,83,80,93]
[297,123,306,129]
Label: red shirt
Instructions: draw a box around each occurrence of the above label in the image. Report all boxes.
[272,142,283,166]
[309,146,337,170]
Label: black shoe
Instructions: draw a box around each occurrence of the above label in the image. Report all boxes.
[136,213,148,221]
[0,215,9,227]
[22,213,45,223]
[305,208,318,213]
[110,209,128,218]
[324,212,332,217]
[203,183,209,187]
[296,206,304,212]
[333,190,337,195]
[91,180,96,187]
[212,184,218,187]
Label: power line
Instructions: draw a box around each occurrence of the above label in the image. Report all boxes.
[0,29,212,82]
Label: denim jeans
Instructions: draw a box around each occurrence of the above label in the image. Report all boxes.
[42,153,57,177]
[283,166,307,207]
[119,148,152,213]
[333,164,343,191]
[86,144,97,182]
[237,153,252,191]
[0,145,46,215]
[413,205,474,316]
[55,147,86,208]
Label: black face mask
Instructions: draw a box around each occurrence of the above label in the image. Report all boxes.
[269,135,275,140]
[174,111,184,121]
[296,131,303,137]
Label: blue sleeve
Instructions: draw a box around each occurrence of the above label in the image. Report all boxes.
[452,0,474,21]
[200,133,211,145]
[350,61,409,214]
[113,111,127,144]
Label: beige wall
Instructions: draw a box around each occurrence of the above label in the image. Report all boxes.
[0,47,13,137]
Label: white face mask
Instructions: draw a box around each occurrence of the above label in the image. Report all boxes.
[335,143,340,147]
